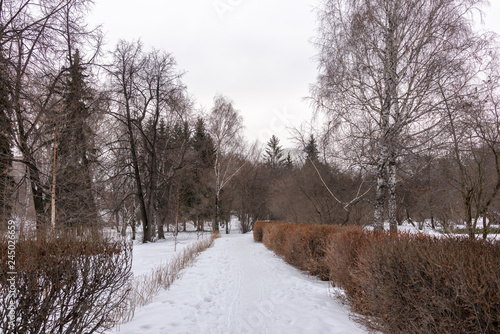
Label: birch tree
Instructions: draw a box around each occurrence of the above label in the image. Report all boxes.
[208,95,244,233]
[313,0,488,232]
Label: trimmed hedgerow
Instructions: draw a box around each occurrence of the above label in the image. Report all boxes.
[259,222,351,280]
[259,222,500,333]
[352,235,500,334]
[324,228,376,299]
[253,220,284,242]
[0,229,132,334]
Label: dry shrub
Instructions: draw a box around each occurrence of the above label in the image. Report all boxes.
[283,224,349,279]
[352,235,500,334]
[253,220,284,242]
[261,222,353,280]
[0,229,132,334]
[324,227,374,297]
[262,223,289,255]
[259,221,500,333]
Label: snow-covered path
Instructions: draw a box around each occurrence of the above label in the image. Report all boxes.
[112,233,367,334]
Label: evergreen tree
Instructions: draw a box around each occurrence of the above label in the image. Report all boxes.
[188,118,215,229]
[192,118,216,169]
[264,135,285,170]
[284,152,293,169]
[0,50,14,222]
[55,49,98,227]
[304,134,319,161]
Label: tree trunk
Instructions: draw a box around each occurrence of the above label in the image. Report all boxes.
[374,6,397,232]
[482,215,488,240]
[125,105,150,243]
[214,191,220,232]
[174,185,179,251]
[388,153,397,234]
[374,142,388,231]
[50,126,57,229]
[157,216,165,240]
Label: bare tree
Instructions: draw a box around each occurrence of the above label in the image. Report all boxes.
[107,40,151,242]
[440,61,500,238]
[207,95,245,233]
[107,40,190,242]
[313,0,489,232]
[0,0,102,228]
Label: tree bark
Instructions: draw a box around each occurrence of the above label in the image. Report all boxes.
[214,190,220,232]
[125,103,150,243]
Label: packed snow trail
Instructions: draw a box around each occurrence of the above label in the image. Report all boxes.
[112,233,367,334]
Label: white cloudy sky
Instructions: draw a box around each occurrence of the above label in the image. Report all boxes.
[88,0,500,148]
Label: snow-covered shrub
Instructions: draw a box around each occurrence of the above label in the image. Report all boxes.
[0,229,132,334]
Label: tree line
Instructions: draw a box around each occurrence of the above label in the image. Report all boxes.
[1,0,500,242]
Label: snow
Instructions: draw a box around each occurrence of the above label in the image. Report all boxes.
[130,232,209,277]
[366,220,500,240]
[108,228,366,334]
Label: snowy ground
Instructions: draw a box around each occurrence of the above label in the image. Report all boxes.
[109,217,500,334]
[130,231,211,277]
[108,228,366,334]
[366,220,500,240]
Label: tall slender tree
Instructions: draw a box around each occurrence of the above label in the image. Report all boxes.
[208,95,245,233]
[188,118,215,230]
[109,40,152,242]
[0,50,13,223]
[108,41,189,242]
[304,134,319,162]
[313,0,489,232]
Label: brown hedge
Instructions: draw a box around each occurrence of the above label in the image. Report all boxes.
[253,220,285,242]
[0,229,132,334]
[324,228,377,299]
[354,235,500,334]
[324,231,500,334]
[259,222,500,333]
[259,222,354,280]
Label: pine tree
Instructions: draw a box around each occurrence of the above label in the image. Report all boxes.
[192,118,216,169]
[189,118,215,229]
[264,135,285,170]
[304,134,319,162]
[55,49,97,227]
[284,152,293,169]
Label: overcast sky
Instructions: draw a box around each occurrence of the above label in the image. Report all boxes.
[88,0,500,148]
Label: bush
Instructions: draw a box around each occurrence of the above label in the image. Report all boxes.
[353,235,500,334]
[253,220,284,242]
[283,224,348,279]
[0,229,132,334]
[260,222,352,280]
[257,220,500,333]
[324,227,374,298]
